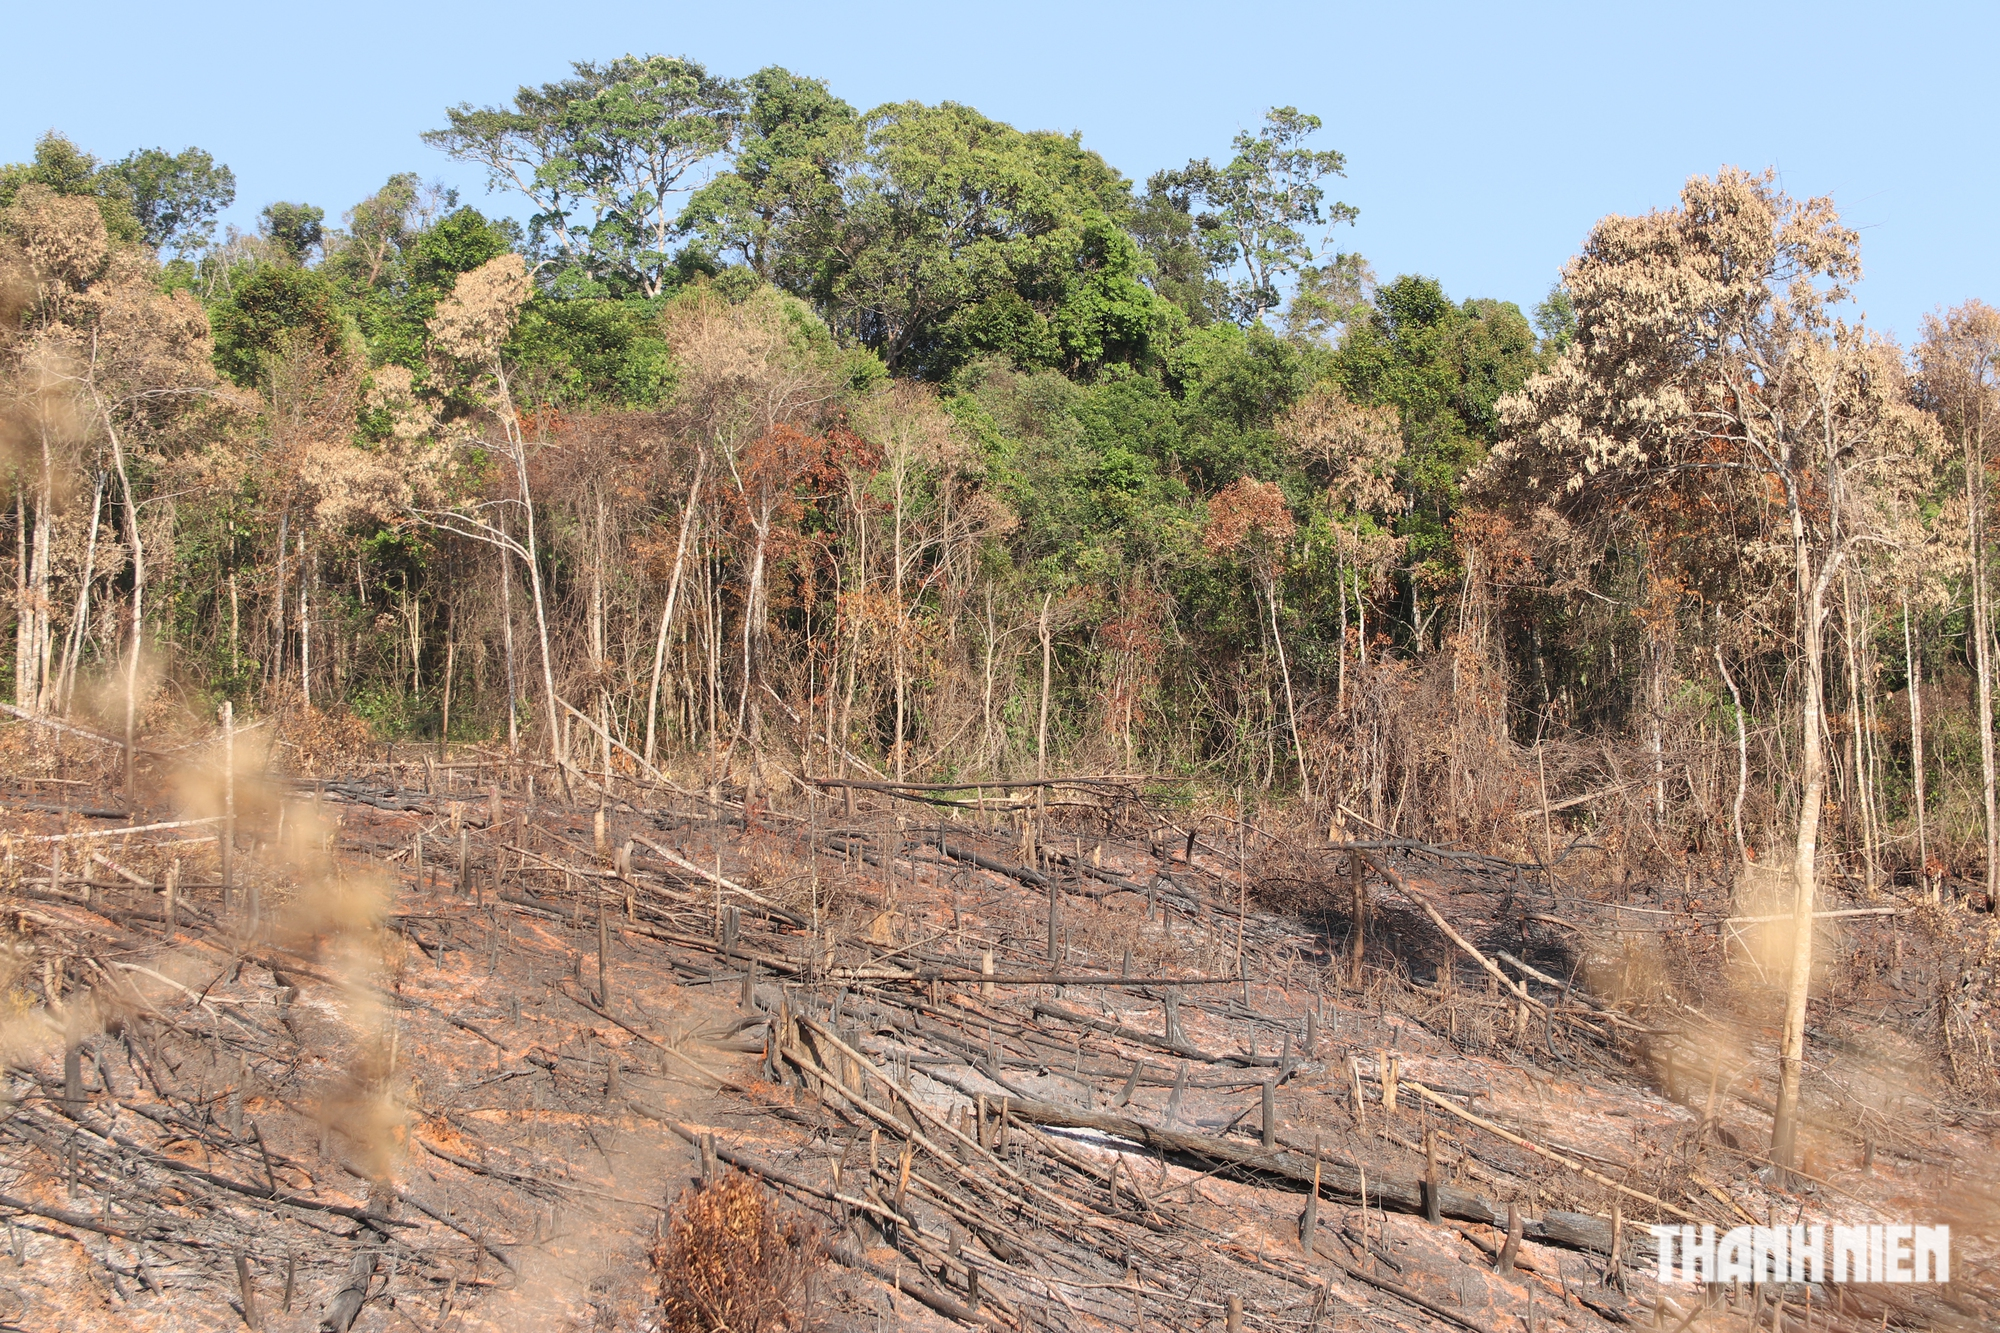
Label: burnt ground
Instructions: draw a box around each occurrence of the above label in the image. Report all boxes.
[0,738,1992,1333]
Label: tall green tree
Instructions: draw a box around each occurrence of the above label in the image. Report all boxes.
[100,147,236,255]
[260,202,326,265]
[1130,168,1236,326]
[1152,108,1356,326]
[680,66,860,283]
[325,173,426,293]
[1334,275,1536,574]
[210,265,347,386]
[718,99,1172,378]
[425,54,741,296]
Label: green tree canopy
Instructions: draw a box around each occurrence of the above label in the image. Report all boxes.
[211,264,347,386]
[1333,275,1537,568]
[1150,108,1356,326]
[425,54,741,297]
[260,201,326,265]
[680,66,860,283]
[100,146,236,256]
[710,98,1175,379]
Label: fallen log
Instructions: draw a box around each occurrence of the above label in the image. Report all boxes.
[1361,855,1533,1007]
[994,1095,1483,1221]
[997,1096,1652,1258]
[827,1239,1012,1330]
[1400,1079,1705,1225]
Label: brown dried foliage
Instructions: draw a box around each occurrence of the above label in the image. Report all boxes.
[1276,383,1403,515]
[1202,476,1294,557]
[651,1170,824,1333]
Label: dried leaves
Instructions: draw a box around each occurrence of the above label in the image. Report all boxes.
[1203,476,1294,558]
[3,184,108,294]
[653,1170,824,1333]
[1480,167,1945,636]
[427,253,530,366]
[1277,383,1403,515]
[260,336,407,529]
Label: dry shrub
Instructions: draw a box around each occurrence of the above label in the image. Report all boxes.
[271,700,377,775]
[653,1170,823,1333]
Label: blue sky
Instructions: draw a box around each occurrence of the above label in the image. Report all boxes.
[6,1,1993,344]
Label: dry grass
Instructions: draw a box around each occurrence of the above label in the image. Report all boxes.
[652,1170,825,1333]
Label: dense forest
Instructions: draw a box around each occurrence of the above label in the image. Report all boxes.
[3,52,1997,910]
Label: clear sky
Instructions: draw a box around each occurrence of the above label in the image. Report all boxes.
[6,1,1993,343]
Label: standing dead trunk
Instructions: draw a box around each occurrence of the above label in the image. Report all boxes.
[1036,591,1054,780]
[982,587,998,769]
[1715,644,1752,866]
[838,550,861,783]
[739,519,770,759]
[499,533,518,753]
[892,466,907,783]
[644,455,704,768]
[298,531,312,709]
[271,510,288,690]
[510,417,562,764]
[1265,581,1310,801]
[1903,595,1928,881]
[1336,561,1348,715]
[56,471,104,714]
[25,435,54,713]
[14,484,52,714]
[439,600,456,752]
[1969,438,1999,900]
[706,548,723,775]
[589,491,608,773]
[1348,851,1366,984]
[12,491,26,711]
[822,560,843,770]
[94,391,144,799]
[1772,523,1840,1173]
[1355,569,1369,669]
[1649,635,1668,824]
[1840,577,1876,889]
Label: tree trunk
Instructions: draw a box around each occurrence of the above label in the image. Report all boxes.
[982,587,997,769]
[739,518,770,758]
[590,491,609,775]
[439,600,455,751]
[1355,569,1369,669]
[706,550,722,775]
[499,532,518,753]
[488,365,562,765]
[272,510,288,689]
[1841,576,1873,888]
[1649,635,1667,824]
[1266,581,1311,801]
[13,491,27,710]
[299,531,312,709]
[839,567,861,781]
[1716,644,1752,866]
[107,418,144,799]
[1903,595,1928,883]
[1336,561,1348,715]
[515,443,562,762]
[644,456,704,767]
[57,472,104,713]
[892,465,907,783]
[28,442,53,713]
[1771,524,1836,1173]
[1037,591,1054,779]
[1971,439,1999,900]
